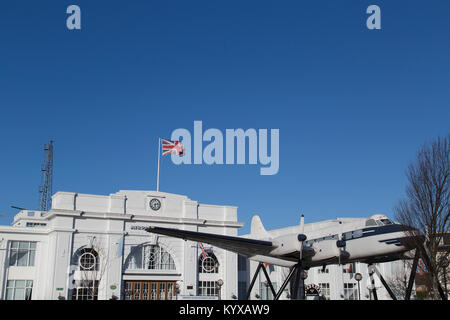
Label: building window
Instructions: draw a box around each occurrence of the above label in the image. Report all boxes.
[78,248,99,271]
[5,280,33,300]
[318,267,329,274]
[9,241,36,267]
[71,281,99,300]
[125,244,176,270]
[26,222,47,227]
[198,281,219,297]
[318,283,330,300]
[199,252,219,273]
[343,283,357,300]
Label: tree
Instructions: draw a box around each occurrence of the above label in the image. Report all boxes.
[394,133,449,299]
[385,259,411,299]
[75,237,110,300]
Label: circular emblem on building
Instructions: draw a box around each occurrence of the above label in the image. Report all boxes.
[305,284,321,296]
[149,198,161,211]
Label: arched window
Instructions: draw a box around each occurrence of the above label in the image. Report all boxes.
[198,252,219,274]
[78,248,99,271]
[125,244,176,270]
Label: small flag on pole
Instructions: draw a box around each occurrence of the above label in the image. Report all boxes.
[161,139,185,156]
[417,259,427,275]
[198,242,208,258]
[156,138,185,191]
[116,236,124,258]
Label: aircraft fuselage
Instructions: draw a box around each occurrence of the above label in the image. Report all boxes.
[244,214,415,268]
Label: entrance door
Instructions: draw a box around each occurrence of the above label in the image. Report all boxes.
[124,281,176,300]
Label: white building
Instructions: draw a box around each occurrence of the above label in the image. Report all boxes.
[0,190,243,300]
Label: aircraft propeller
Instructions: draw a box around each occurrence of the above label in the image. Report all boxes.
[298,214,307,262]
[336,235,346,265]
[293,214,307,299]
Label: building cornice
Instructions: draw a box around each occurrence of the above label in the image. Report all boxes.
[0,226,50,235]
[44,209,244,228]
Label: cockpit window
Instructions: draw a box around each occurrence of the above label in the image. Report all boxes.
[380,219,393,225]
[365,219,377,226]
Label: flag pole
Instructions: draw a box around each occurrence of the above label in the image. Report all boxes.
[157,137,161,192]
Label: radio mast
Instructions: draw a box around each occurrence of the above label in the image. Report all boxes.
[38,140,54,211]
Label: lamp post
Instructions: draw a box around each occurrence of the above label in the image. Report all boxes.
[263,280,269,300]
[217,279,224,300]
[355,273,362,300]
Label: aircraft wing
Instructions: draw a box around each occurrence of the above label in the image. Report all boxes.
[146,226,276,257]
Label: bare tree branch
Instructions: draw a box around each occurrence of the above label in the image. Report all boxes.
[394,133,449,299]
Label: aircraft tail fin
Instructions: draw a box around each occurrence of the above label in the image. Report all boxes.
[250,215,271,239]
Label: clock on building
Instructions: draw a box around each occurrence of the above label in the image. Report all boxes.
[149,198,161,211]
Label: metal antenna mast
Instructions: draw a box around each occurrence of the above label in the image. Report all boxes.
[38,140,54,211]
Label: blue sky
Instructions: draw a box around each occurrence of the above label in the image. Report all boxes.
[0,1,449,234]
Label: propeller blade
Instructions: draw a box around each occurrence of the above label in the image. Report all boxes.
[297,234,307,261]
[336,235,346,265]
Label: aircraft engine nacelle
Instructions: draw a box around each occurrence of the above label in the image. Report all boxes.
[311,240,342,261]
[270,233,306,256]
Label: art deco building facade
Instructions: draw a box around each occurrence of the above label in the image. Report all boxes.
[0,190,242,300]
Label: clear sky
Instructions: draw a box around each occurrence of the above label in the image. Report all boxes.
[0,1,449,234]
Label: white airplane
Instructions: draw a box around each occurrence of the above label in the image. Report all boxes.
[146,213,419,299]
[146,213,416,269]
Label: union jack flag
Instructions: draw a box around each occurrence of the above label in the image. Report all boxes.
[347,263,353,273]
[198,242,208,258]
[417,258,427,275]
[161,139,185,156]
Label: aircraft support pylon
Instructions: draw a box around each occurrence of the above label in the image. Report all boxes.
[368,264,397,300]
[368,264,379,300]
[245,263,276,300]
[245,262,307,300]
[274,264,298,300]
[405,250,419,300]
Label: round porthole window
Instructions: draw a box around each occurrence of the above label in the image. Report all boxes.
[202,256,217,273]
[79,252,97,270]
